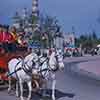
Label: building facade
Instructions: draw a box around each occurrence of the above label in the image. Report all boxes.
[64,33,75,48]
[12,0,39,30]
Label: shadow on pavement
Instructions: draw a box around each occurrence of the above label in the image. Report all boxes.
[23,89,75,100]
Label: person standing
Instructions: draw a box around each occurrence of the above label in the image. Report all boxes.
[9,26,19,52]
[2,25,15,53]
[9,26,18,43]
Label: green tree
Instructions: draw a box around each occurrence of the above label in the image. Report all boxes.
[77,34,93,49]
[39,15,62,48]
[92,31,97,40]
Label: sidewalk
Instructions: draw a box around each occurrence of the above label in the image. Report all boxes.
[77,59,100,80]
[64,55,100,80]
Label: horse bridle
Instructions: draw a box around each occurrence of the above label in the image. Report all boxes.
[22,57,37,76]
[22,55,45,76]
[38,54,60,78]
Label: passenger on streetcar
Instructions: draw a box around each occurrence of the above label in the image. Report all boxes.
[0,25,15,53]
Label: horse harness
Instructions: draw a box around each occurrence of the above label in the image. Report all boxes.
[8,53,60,78]
[8,58,36,77]
[22,59,36,76]
[38,55,59,79]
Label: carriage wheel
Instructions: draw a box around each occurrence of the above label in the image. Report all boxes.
[32,75,46,90]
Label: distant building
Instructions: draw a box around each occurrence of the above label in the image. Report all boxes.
[54,32,64,50]
[12,12,21,29]
[12,0,39,31]
[54,36,64,50]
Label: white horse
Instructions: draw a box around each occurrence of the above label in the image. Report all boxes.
[38,49,64,100]
[8,52,39,100]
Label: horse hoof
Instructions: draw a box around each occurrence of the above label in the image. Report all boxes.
[16,94,19,97]
[8,89,11,94]
[52,96,55,100]
[27,98,31,100]
[52,98,55,100]
[20,98,24,100]
[20,97,24,100]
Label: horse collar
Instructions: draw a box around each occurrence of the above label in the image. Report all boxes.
[22,62,32,76]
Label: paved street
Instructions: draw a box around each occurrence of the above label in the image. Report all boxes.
[0,56,100,100]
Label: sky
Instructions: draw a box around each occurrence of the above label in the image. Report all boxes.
[0,0,100,36]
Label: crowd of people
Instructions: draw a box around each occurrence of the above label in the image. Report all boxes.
[0,24,28,53]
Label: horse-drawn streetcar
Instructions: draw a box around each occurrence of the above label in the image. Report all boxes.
[0,44,65,100]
